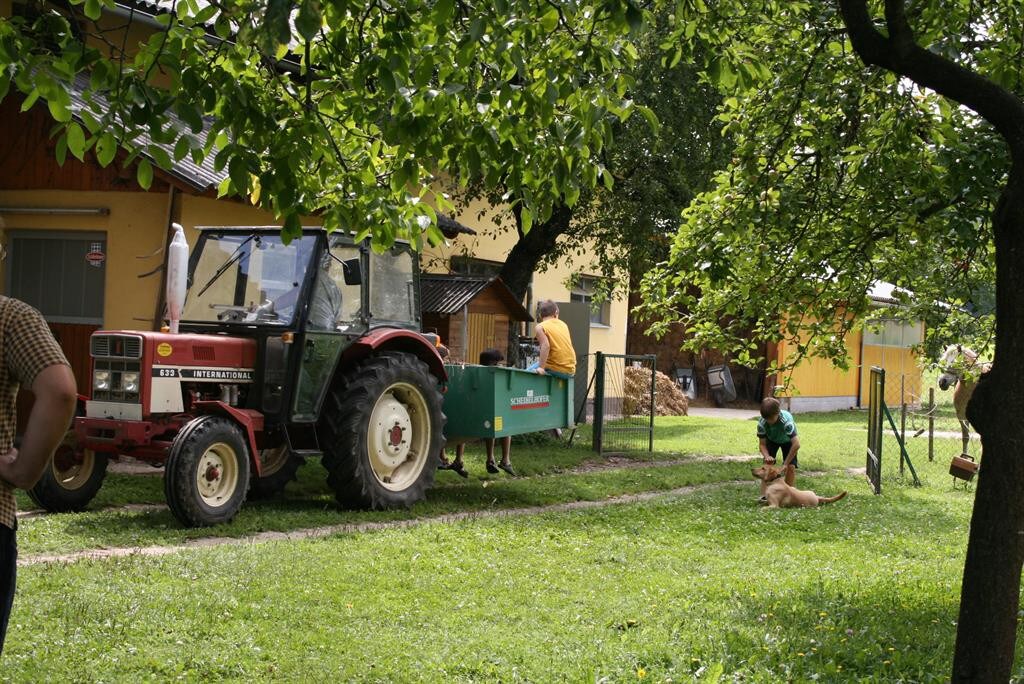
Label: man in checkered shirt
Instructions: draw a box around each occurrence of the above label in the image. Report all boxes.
[0,295,77,655]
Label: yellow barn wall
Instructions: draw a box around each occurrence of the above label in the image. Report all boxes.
[775,326,861,399]
[423,197,628,356]
[859,344,923,407]
[0,188,171,330]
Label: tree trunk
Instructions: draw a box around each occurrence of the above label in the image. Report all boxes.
[955,164,1024,681]
[498,204,573,302]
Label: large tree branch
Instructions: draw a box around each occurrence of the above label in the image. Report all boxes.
[839,0,1024,156]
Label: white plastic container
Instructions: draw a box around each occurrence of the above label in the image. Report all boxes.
[165,222,188,333]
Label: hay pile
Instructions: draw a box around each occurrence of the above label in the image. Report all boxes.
[622,366,689,416]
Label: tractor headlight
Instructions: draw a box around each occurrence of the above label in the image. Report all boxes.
[122,372,139,394]
[93,370,110,391]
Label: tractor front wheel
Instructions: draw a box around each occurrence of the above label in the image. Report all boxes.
[164,416,250,527]
[26,433,107,513]
[318,351,445,509]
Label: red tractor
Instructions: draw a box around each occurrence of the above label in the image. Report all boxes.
[28,226,446,526]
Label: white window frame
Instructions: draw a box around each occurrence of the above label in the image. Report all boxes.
[450,256,503,278]
[863,317,923,348]
[569,275,611,327]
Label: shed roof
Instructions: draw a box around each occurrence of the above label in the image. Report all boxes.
[420,275,532,321]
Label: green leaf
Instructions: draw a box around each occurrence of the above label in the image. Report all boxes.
[295,0,322,41]
[173,135,191,162]
[66,122,86,161]
[147,144,173,169]
[433,0,454,25]
[625,2,644,33]
[283,212,303,242]
[96,132,117,167]
[55,134,68,166]
[83,0,102,20]
[378,68,397,96]
[229,156,249,195]
[540,8,559,32]
[520,206,533,233]
[20,89,40,112]
[47,95,71,123]
[136,158,153,190]
[192,5,218,24]
[0,75,9,102]
[637,105,659,135]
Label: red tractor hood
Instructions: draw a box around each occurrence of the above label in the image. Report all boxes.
[98,330,258,370]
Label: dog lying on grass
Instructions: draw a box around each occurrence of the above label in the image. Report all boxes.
[752,464,847,508]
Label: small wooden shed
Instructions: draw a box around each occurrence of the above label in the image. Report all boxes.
[420,275,532,364]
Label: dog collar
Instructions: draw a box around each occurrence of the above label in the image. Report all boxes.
[766,471,785,482]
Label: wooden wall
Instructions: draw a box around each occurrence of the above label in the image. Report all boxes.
[1,97,170,193]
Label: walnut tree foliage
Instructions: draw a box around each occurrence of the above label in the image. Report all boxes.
[0,0,643,249]
[641,1,1007,371]
[442,11,728,305]
[647,2,1024,680]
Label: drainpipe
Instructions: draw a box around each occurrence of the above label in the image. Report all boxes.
[150,187,178,331]
[462,303,469,362]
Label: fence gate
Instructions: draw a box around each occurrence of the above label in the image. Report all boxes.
[593,352,656,455]
[866,367,884,494]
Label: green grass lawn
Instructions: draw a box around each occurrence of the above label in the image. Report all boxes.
[2,410,1012,682]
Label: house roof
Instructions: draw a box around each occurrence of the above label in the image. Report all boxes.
[868,281,906,306]
[62,73,477,235]
[420,275,532,321]
[67,73,223,193]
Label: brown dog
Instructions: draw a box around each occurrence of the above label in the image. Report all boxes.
[752,464,847,508]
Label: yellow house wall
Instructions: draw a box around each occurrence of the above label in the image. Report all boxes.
[0,190,285,330]
[422,197,628,356]
[0,189,170,329]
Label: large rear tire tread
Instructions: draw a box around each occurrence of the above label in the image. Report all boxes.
[26,440,108,513]
[318,351,445,510]
[248,451,305,500]
[164,415,250,527]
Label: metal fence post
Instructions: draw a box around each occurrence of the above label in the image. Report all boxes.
[648,354,656,452]
[928,387,935,461]
[593,351,604,454]
[899,376,906,476]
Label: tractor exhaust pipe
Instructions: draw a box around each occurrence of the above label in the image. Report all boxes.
[166,223,189,334]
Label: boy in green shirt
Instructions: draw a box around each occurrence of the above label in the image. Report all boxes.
[757,397,800,489]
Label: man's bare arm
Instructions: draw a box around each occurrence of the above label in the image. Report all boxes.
[0,364,77,489]
[535,325,550,374]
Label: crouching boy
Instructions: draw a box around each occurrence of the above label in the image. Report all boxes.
[757,397,800,490]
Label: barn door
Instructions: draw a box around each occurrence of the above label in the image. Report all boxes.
[6,230,106,397]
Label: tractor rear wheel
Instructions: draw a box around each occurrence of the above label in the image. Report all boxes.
[164,416,250,527]
[248,446,304,499]
[318,351,444,509]
[26,433,107,513]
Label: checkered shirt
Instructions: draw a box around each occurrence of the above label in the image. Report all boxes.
[0,297,70,529]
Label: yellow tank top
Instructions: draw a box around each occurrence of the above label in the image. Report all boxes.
[539,318,576,375]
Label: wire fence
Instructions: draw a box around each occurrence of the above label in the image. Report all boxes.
[873,367,981,491]
[593,352,656,455]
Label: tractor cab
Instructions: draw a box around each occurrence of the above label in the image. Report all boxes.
[181,227,424,423]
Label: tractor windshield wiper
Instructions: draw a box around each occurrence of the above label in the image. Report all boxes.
[195,234,259,299]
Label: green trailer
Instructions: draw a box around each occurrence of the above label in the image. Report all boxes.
[442,364,575,440]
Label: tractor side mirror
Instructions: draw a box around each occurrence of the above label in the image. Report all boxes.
[342,257,362,286]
